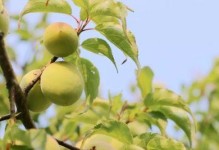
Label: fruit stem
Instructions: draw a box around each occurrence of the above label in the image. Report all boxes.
[0,32,35,129]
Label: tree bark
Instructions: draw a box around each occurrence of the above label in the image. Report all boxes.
[0,33,35,129]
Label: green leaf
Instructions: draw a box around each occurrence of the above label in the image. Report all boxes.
[145,88,195,145]
[89,0,126,19]
[72,0,88,9]
[145,88,193,116]
[138,112,167,136]
[72,0,88,20]
[159,106,192,145]
[90,1,131,49]
[134,133,186,150]
[109,93,123,113]
[79,8,88,21]
[137,66,154,98]
[28,129,47,149]
[0,91,9,115]
[93,120,133,144]
[10,145,32,150]
[15,29,32,41]
[66,98,111,125]
[3,123,31,149]
[147,135,186,150]
[2,128,55,150]
[20,0,72,18]
[133,133,158,148]
[92,16,120,24]
[96,23,139,66]
[81,38,118,72]
[79,58,100,104]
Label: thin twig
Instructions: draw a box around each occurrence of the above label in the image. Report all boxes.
[0,114,11,122]
[77,10,91,36]
[24,56,58,96]
[0,32,35,129]
[78,18,90,36]
[56,139,80,150]
[0,113,21,122]
[71,15,81,29]
[81,28,94,32]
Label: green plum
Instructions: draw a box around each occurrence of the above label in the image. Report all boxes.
[43,22,78,57]
[41,61,84,106]
[20,70,51,112]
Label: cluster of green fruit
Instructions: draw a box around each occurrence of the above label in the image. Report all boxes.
[20,22,84,112]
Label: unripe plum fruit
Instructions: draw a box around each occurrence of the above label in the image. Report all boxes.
[20,70,51,112]
[43,22,78,57]
[41,61,84,106]
[0,6,9,35]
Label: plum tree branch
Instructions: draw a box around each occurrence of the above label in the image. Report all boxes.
[0,32,35,129]
[56,139,80,150]
[23,56,58,96]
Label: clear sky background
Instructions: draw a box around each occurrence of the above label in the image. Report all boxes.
[6,0,219,101]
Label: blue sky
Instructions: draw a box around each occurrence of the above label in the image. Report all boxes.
[7,0,219,100]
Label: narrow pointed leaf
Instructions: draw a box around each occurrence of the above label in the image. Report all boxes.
[79,58,100,104]
[82,38,118,71]
[137,66,154,98]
